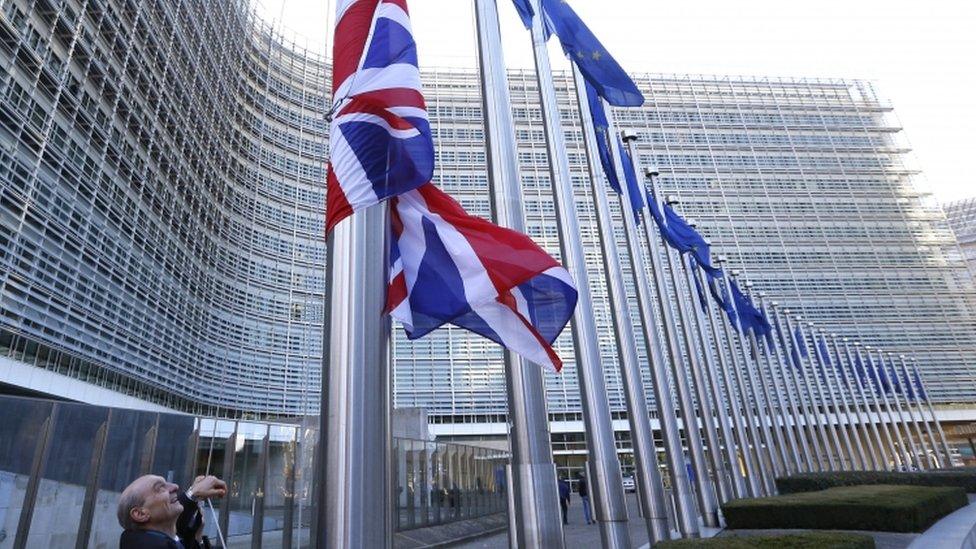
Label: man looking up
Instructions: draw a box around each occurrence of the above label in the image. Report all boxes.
[117,474,227,548]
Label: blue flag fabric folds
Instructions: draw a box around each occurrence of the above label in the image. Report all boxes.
[886,357,902,394]
[707,270,737,327]
[853,352,868,386]
[688,256,708,313]
[646,193,721,275]
[540,0,644,106]
[617,137,646,218]
[729,280,772,337]
[866,354,888,395]
[584,82,621,195]
[511,0,535,28]
[794,326,810,358]
[772,312,800,369]
[818,335,835,369]
[912,366,927,400]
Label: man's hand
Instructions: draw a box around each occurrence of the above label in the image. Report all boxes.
[190,475,228,499]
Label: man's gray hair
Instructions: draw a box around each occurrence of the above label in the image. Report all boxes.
[117,489,145,530]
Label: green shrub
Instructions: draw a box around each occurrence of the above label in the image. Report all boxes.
[776,468,976,494]
[721,484,967,532]
[655,532,875,549]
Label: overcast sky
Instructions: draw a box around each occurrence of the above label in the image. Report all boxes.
[254,0,976,204]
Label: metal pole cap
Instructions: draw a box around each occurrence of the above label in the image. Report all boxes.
[757,291,766,298]
[745,281,753,289]
[771,301,780,307]
[830,333,838,338]
[665,194,679,205]
[644,166,660,177]
[621,129,639,142]
[730,269,739,276]
[794,315,802,321]
[687,218,698,228]
[782,308,791,314]
[716,255,728,263]
[899,354,907,359]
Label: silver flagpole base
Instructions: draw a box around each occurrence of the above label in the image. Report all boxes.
[322,205,392,548]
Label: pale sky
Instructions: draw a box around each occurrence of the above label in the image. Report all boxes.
[254,0,976,204]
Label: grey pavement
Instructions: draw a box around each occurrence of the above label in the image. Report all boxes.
[457,493,652,548]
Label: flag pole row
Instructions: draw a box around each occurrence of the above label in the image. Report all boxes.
[501,0,956,544]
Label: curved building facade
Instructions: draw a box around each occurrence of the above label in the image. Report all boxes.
[0,0,328,416]
[1,0,975,422]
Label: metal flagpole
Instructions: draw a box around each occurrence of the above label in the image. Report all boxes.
[828,335,872,471]
[680,251,734,503]
[644,188,721,527]
[762,299,814,474]
[865,347,912,469]
[692,262,749,499]
[789,316,843,472]
[805,324,857,471]
[615,132,701,538]
[814,327,868,471]
[525,4,631,544]
[853,343,900,469]
[572,66,670,543]
[322,205,392,548]
[473,2,565,545]
[784,314,839,472]
[770,305,827,473]
[741,285,789,481]
[713,259,765,497]
[911,358,953,467]
[756,294,803,476]
[731,281,781,492]
[723,275,776,493]
[840,338,890,470]
[666,219,730,512]
[881,352,924,469]
[900,355,943,468]
[891,354,932,469]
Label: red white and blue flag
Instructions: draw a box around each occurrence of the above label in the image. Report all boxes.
[387,185,577,373]
[330,0,577,371]
[327,0,434,231]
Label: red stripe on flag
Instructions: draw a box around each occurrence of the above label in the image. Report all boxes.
[386,271,408,313]
[415,185,559,296]
[333,0,381,93]
[326,166,353,233]
[338,97,418,131]
[349,88,427,112]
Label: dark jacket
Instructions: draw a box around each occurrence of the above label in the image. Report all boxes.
[576,477,589,497]
[558,480,571,501]
[119,491,211,549]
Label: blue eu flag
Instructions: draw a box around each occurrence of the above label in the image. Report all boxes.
[541,0,644,106]
[584,82,621,195]
[511,0,534,29]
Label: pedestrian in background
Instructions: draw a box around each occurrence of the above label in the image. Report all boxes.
[558,476,571,524]
[576,472,594,525]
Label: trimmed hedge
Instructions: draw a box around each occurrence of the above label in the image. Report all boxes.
[655,532,875,549]
[776,468,976,494]
[721,484,967,532]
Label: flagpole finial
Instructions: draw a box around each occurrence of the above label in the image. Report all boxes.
[757,291,765,298]
[744,281,753,289]
[795,315,802,321]
[620,129,638,142]
[771,300,779,307]
[730,269,739,277]
[687,218,697,228]
[665,195,679,205]
[644,166,659,178]
[782,308,791,314]
[864,345,872,350]
[716,255,727,264]
[900,354,907,358]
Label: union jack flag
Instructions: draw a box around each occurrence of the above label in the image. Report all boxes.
[327,0,434,231]
[387,185,578,373]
